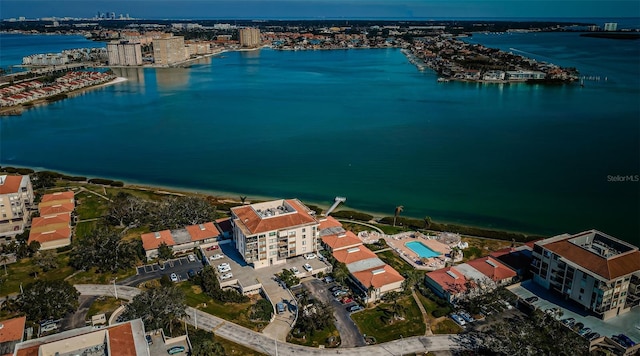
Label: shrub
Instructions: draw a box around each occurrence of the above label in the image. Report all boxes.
[60,175,87,181]
[110,181,124,187]
[250,299,273,321]
[330,210,373,221]
[88,178,114,185]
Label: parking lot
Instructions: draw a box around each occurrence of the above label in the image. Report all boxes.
[133,255,204,284]
[508,281,640,345]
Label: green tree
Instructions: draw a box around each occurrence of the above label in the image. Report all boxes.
[157,242,174,261]
[119,285,187,335]
[332,262,349,285]
[393,205,404,227]
[150,196,217,231]
[33,250,58,272]
[105,192,148,228]
[19,280,79,322]
[424,216,432,229]
[70,226,139,273]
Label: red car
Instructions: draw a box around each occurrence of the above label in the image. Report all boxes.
[206,245,219,251]
[340,296,353,304]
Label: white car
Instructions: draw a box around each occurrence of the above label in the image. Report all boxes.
[291,267,300,274]
[303,253,316,260]
[210,254,224,260]
[217,263,230,269]
[170,273,178,282]
[187,254,196,262]
[218,266,231,273]
[221,273,233,280]
[303,263,313,272]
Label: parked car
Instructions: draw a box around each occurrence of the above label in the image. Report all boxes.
[323,276,334,283]
[333,290,348,297]
[276,302,286,314]
[329,285,345,293]
[221,273,233,280]
[41,323,58,332]
[291,267,300,274]
[303,263,313,272]
[218,266,231,273]
[578,327,592,336]
[561,317,575,326]
[450,314,466,326]
[217,263,230,270]
[303,253,316,260]
[145,335,153,345]
[167,346,185,355]
[459,311,474,323]
[187,254,196,262]
[210,254,224,260]
[187,269,196,278]
[170,273,178,282]
[587,332,601,341]
[524,296,539,303]
[347,305,364,313]
[206,245,219,251]
[614,334,636,347]
[340,296,353,304]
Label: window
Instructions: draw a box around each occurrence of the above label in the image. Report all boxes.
[269,238,276,243]
[302,228,306,232]
[580,288,584,294]
[302,241,306,245]
[269,245,275,250]
[302,235,306,239]
[302,247,306,252]
[269,232,276,236]
[270,251,277,256]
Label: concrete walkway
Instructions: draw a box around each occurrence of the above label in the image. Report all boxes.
[411,289,433,336]
[74,284,464,355]
[335,219,384,234]
[261,276,296,342]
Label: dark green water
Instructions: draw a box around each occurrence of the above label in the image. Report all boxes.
[1,32,638,242]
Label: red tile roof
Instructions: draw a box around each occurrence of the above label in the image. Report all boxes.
[352,264,404,289]
[543,239,640,280]
[425,267,470,294]
[39,203,75,216]
[465,256,517,282]
[28,227,72,245]
[0,175,24,194]
[321,230,362,251]
[38,199,74,209]
[232,199,317,235]
[0,316,26,343]
[41,191,74,202]
[186,222,219,241]
[31,213,71,229]
[140,230,175,250]
[108,322,137,356]
[333,245,379,265]
[318,216,342,230]
[15,344,40,356]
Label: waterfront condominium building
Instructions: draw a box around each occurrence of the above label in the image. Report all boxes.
[106,41,143,66]
[0,175,33,239]
[238,28,261,48]
[231,199,319,269]
[604,22,618,32]
[152,35,187,65]
[530,230,640,320]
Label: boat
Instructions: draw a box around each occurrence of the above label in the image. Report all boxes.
[437,77,450,83]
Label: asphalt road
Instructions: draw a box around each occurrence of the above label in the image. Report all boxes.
[122,256,205,287]
[302,278,366,348]
[60,295,95,331]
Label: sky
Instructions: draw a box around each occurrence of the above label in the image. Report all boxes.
[1,0,639,20]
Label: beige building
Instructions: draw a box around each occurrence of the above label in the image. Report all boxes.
[107,41,143,66]
[531,230,640,320]
[152,36,187,65]
[231,199,319,269]
[239,28,261,48]
[0,175,33,239]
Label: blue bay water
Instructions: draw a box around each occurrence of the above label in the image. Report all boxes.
[0,32,638,242]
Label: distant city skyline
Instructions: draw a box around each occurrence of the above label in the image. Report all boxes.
[1,0,639,20]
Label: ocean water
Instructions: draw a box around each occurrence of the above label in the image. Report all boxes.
[0,32,638,242]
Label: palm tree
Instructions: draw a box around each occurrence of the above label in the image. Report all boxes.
[423,216,432,229]
[0,254,8,276]
[393,205,404,227]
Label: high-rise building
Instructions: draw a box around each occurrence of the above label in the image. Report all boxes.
[152,36,187,65]
[604,22,618,31]
[0,175,33,239]
[530,230,640,320]
[107,41,143,66]
[239,28,261,48]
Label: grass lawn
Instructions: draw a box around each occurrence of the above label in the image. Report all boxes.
[289,324,340,348]
[375,250,415,277]
[75,221,97,239]
[352,295,425,343]
[340,222,370,234]
[75,190,108,220]
[0,253,75,296]
[373,224,407,235]
[86,296,122,320]
[461,237,513,261]
[178,283,265,331]
[216,336,268,356]
[415,291,439,316]
[66,267,136,285]
[431,318,463,334]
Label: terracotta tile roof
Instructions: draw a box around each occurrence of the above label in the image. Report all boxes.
[232,199,317,235]
[0,316,26,343]
[186,222,219,241]
[39,203,75,216]
[15,344,40,356]
[352,264,404,289]
[318,216,342,230]
[140,230,175,250]
[28,227,72,245]
[41,191,74,202]
[544,239,640,280]
[38,199,74,209]
[425,266,470,294]
[0,175,25,194]
[215,217,233,235]
[30,213,71,233]
[321,230,362,251]
[107,322,137,356]
[465,256,517,282]
[333,245,378,265]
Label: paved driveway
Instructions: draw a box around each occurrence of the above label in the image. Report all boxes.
[302,278,366,348]
[126,256,204,286]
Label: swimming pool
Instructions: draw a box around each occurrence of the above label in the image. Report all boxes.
[406,241,441,258]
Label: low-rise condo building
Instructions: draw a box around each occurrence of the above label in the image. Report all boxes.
[530,230,640,320]
[0,175,33,239]
[231,199,319,269]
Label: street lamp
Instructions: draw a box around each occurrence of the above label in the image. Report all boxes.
[113,277,118,299]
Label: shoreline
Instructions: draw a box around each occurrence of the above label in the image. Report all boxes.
[0,163,549,238]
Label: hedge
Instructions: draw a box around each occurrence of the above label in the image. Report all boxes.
[330,210,373,221]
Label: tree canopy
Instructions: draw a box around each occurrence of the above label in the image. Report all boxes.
[119,284,187,335]
[69,225,141,273]
[19,280,79,322]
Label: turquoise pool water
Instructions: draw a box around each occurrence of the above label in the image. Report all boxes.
[406,241,441,258]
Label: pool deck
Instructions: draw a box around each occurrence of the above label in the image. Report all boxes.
[358,230,462,271]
